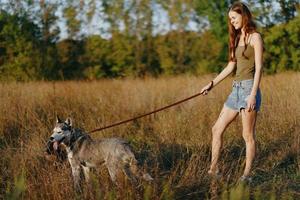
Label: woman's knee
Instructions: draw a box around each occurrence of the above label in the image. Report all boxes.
[242,131,255,143]
[212,124,224,137]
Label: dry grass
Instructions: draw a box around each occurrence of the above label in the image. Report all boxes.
[0,72,299,199]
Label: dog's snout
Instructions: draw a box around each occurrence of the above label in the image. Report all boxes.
[50,136,54,141]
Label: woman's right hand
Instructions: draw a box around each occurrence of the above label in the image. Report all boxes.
[200,81,214,95]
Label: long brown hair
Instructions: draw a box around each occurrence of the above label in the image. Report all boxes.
[228,2,256,61]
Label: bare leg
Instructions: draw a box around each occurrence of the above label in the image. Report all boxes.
[209,105,238,174]
[241,109,257,177]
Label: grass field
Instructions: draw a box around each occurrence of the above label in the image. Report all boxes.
[0,72,299,199]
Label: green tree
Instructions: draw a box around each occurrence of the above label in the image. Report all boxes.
[253,0,299,27]
[37,0,61,79]
[193,0,234,71]
[81,35,110,79]
[156,0,200,74]
[189,30,223,74]
[0,10,43,81]
[276,0,298,23]
[56,39,84,79]
[63,1,82,40]
[264,13,300,73]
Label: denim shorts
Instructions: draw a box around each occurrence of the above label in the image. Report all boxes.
[224,79,262,112]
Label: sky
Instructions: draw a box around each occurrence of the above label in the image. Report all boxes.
[0,0,282,40]
[55,1,204,40]
[55,0,282,40]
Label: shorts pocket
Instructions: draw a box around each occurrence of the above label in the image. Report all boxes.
[242,84,253,95]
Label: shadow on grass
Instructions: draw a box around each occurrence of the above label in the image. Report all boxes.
[37,127,299,199]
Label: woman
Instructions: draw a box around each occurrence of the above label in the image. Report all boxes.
[200,2,263,182]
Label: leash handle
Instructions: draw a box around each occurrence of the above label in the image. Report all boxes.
[88,91,206,134]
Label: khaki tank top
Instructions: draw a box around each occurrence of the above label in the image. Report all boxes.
[235,44,255,81]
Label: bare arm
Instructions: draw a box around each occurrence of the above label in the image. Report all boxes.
[212,61,236,86]
[250,32,263,97]
[245,32,263,111]
[200,61,236,94]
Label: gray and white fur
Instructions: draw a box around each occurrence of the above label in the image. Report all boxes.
[46,116,153,190]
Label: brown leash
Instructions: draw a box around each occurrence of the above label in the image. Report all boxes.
[88,81,213,134]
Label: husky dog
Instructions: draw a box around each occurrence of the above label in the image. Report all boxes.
[46,116,153,190]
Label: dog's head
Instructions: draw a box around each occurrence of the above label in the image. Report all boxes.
[46,116,73,156]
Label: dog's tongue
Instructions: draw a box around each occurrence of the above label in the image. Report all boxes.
[53,141,59,150]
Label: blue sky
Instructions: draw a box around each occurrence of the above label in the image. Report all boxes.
[55,1,202,40]
[55,0,282,40]
[0,0,282,40]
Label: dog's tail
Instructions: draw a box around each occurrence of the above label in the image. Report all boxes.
[129,158,153,182]
[141,172,153,182]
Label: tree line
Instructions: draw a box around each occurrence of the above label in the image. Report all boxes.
[0,0,299,81]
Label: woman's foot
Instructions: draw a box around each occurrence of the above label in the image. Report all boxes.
[208,169,222,179]
[239,175,252,183]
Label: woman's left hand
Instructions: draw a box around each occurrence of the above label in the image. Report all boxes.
[246,95,256,112]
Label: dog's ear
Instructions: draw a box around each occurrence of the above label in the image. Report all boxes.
[65,117,72,127]
[56,115,63,123]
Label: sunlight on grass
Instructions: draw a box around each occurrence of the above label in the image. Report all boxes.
[0,72,299,199]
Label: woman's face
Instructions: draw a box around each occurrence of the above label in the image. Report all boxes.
[228,10,243,30]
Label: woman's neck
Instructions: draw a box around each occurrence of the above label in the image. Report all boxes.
[241,27,246,36]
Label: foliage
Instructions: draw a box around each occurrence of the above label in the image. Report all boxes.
[263,14,300,73]
[0,0,299,81]
[0,10,43,81]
